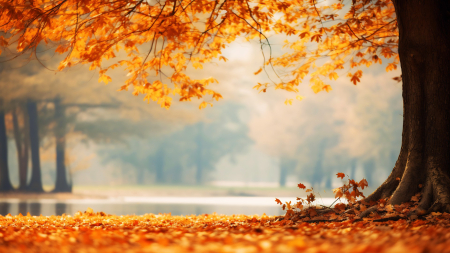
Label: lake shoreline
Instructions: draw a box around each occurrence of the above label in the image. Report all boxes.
[0,185,375,200]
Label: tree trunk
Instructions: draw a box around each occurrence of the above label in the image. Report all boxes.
[12,106,29,191]
[18,202,27,216]
[155,145,165,183]
[55,203,67,216]
[29,202,41,216]
[279,160,287,187]
[349,159,357,180]
[311,140,326,187]
[364,0,450,215]
[136,166,145,185]
[27,101,44,193]
[172,162,182,184]
[0,110,13,192]
[363,159,374,187]
[195,123,204,185]
[0,202,11,215]
[279,158,296,187]
[53,98,71,192]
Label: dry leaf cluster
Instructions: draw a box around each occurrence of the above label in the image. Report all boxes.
[1,207,450,253]
[277,172,369,220]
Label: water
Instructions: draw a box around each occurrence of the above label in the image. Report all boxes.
[0,197,340,216]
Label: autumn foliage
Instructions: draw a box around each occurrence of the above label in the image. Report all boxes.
[1,208,450,252]
[0,0,398,108]
[276,173,369,220]
[274,173,447,227]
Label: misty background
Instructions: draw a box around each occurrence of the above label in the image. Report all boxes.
[0,37,402,198]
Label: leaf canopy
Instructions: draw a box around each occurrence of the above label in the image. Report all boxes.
[0,0,398,108]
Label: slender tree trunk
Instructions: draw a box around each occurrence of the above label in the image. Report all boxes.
[27,101,44,193]
[363,159,374,187]
[29,202,41,216]
[364,0,450,215]
[279,158,296,187]
[155,146,165,183]
[55,203,67,216]
[279,159,287,187]
[325,175,332,189]
[172,162,182,184]
[311,141,326,187]
[195,123,204,185]
[12,106,29,191]
[18,202,27,216]
[53,98,71,192]
[0,202,10,215]
[350,159,357,180]
[136,166,145,185]
[0,110,13,192]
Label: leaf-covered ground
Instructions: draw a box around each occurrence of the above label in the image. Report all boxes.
[1,209,450,253]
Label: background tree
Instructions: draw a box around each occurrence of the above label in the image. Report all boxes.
[11,104,29,191]
[0,104,14,192]
[98,103,250,185]
[0,49,196,192]
[26,101,44,192]
[1,0,449,214]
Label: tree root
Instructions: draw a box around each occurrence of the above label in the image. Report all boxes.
[415,167,450,215]
[300,216,404,224]
[358,166,450,218]
[359,205,379,218]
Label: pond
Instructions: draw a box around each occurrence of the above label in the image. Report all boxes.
[0,197,340,216]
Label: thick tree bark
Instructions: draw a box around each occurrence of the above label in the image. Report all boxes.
[53,98,72,192]
[364,0,450,215]
[27,101,44,193]
[0,111,13,192]
[12,106,29,191]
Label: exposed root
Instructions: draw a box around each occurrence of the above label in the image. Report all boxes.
[359,205,379,218]
[359,166,450,219]
[415,167,450,215]
[373,216,403,222]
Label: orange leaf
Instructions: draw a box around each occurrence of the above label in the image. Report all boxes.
[358,179,368,189]
[310,34,322,43]
[299,31,310,39]
[275,198,282,205]
[309,208,317,217]
[297,183,306,189]
[350,75,360,85]
[333,188,343,198]
[336,173,345,179]
[334,203,346,211]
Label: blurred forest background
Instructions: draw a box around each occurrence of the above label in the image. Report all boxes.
[0,39,402,195]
